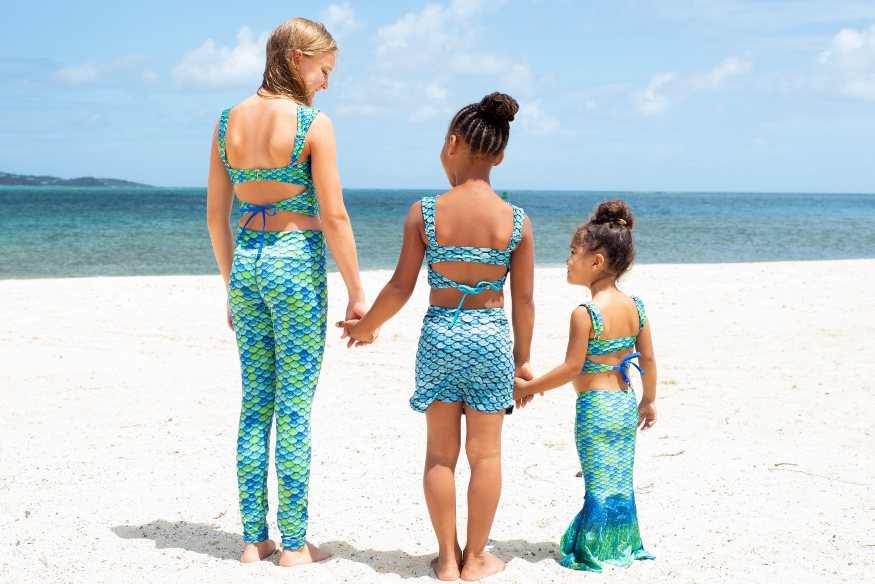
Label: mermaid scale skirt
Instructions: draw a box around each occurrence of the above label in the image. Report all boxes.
[559,390,654,571]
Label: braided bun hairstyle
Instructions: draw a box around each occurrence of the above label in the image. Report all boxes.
[573,199,636,277]
[448,92,519,159]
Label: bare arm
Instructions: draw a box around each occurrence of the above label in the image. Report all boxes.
[509,215,535,371]
[206,122,235,289]
[309,113,366,315]
[635,318,658,429]
[340,203,425,340]
[513,306,591,399]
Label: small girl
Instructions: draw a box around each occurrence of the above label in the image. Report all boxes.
[513,199,656,572]
[339,92,535,581]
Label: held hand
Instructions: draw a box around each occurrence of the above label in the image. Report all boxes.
[514,362,543,399]
[344,300,378,346]
[346,300,368,321]
[513,377,535,409]
[335,319,377,348]
[638,399,657,431]
[514,362,535,381]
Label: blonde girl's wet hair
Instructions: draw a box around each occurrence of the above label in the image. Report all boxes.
[258,18,337,106]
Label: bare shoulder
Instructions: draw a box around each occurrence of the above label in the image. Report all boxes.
[309,110,333,132]
[571,304,591,321]
[406,200,424,224]
[570,305,593,333]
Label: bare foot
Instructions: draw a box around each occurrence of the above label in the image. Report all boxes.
[460,550,505,581]
[239,539,277,563]
[278,542,332,568]
[430,545,463,581]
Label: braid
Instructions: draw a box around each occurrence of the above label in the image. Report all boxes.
[448,93,519,159]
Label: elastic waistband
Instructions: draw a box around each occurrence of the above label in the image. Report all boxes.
[576,388,633,400]
[426,305,505,315]
[237,228,323,241]
[424,305,507,327]
[235,229,325,260]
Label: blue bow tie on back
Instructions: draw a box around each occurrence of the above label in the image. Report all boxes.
[614,352,645,388]
[448,280,504,328]
[237,205,278,260]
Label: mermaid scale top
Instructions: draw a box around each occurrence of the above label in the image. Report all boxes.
[219,104,321,259]
[218,104,320,216]
[580,297,647,387]
[421,196,525,327]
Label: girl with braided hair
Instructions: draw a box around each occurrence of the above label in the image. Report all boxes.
[338,92,535,581]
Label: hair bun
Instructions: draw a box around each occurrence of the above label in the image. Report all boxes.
[592,199,635,230]
[477,92,519,123]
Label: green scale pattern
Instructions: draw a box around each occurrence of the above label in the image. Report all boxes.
[228,228,327,549]
[559,389,655,571]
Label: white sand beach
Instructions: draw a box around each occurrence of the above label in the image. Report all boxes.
[1,260,874,583]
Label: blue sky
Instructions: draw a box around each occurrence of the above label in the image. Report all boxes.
[1,0,874,192]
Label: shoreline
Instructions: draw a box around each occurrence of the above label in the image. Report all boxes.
[1,260,873,582]
[1,256,874,282]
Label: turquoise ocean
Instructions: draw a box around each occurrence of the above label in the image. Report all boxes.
[1,187,873,279]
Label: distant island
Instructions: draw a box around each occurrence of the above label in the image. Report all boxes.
[0,171,151,187]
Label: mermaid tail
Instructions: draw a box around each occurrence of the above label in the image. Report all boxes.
[559,390,654,571]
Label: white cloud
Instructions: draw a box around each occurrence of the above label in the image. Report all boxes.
[645,0,875,27]
[320,3,362,39]
[171,27,267,88]
[629,55,752,116]
[632,72,677,116]
[815,25,875,100]
[691,56,752,90]
[336,0,545,122]
[53,54,149,86]
[517,100,560,134]
[55,62,102,85]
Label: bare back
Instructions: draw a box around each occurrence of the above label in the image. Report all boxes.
[221,95,321,231]
[424,185,520,310]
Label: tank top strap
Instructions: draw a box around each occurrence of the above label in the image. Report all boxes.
[631,295,647,331]
[506,204,525,251]
[217,108,232,168]
[420,196,438,247]
[292,105,321,163]
[580,301,604,339]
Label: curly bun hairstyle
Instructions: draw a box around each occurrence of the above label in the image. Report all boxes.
[448,92,519,159]
[573,199,636,277]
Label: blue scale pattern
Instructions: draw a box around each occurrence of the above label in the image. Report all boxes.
[218,104,320,215]
[409,196,526,413]
[411,306,515,413]
[559,390,655,571]
[228,228,327,550]
[559,389,653,572]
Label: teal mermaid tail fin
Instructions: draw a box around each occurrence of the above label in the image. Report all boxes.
[559,494,654,571]
[560,390,655,571]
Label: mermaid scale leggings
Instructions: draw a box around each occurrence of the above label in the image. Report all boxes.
[559,390,654,571]
[228,229,326,549]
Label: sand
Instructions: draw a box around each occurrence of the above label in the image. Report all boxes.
[1,260,874,583]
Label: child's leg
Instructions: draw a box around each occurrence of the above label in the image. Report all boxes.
[229,255,277,559]
[424,401,463,580]
[460,408,506,581]
[261,232,330,567]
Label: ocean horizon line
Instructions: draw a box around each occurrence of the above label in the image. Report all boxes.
[2,185,874,197]
[2,188,873,279]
